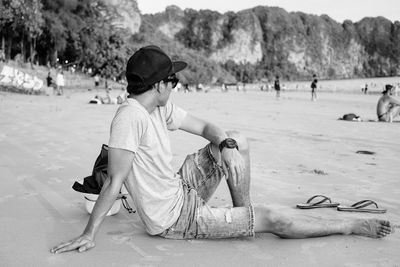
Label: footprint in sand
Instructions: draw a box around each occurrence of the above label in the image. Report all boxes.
[234,242,273,261]
[155,244,173,251]
[64,202,81,208]
[47,255,68,265]
[48,177,62,184]
[0,194,14,204]
[45,164,65,171]
[107,230,126,235]
[156,244,184,256]
[19,192,39,200]
[0,133,7,141]
[344,259,395,267]
[187,240,205,244]
[111,234,134,244]
[107,222,143,236]
[301,241,328,265]
[34,137,47,142]
[17,174,32,181]
[60,219,81,224]
[60,155,81,161]
[111,235,162,263]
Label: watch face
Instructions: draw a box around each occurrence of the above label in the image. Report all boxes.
[219,138,239,151]
[225,138,237,148]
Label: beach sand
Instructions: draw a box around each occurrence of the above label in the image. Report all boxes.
[0,89,399,266]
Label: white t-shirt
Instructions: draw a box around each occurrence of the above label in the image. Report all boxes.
[108,98,187,235]
[56,73,65,86]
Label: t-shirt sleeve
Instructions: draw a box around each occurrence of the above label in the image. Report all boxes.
[164,101,187,131]
[108,106,145,153]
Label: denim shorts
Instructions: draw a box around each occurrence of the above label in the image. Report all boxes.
[159,144,255,239]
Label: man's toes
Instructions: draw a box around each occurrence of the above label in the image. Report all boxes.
[377,225,391,237]
[381,222,392,233]
[377,230,387,238]
[383,227,392,234]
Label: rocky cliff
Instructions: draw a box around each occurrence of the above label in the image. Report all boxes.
[142,5,399,81]
[102,1,399,82]
[104,0,141,34]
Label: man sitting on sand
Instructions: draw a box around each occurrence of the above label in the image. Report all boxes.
[51,46,391,254]
[377,84,400,122]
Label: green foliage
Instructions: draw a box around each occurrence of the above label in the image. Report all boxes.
[217,12,237,48]
[1,2,399,83]
[175,9,220,53]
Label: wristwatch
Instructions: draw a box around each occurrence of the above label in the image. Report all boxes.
[219,138,239,152]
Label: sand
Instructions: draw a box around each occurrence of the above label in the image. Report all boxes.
[0,89,399,267]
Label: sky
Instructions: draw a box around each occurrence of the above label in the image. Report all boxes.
[137,0,399,23]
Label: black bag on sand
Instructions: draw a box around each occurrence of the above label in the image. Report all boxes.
[72,144,135,213]
[73,144,109,194]
[340,113,361,121]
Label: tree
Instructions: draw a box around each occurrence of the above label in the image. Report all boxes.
[0,0,13,57]
[21,0,44,64]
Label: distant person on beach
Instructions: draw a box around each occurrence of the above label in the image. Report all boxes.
[183,83,190,93]
[89,88,119,105]
[46,72,56,95]
[94,74,100,88]
[51,45,391,254]
[197,83,204,92]
[221,83,228,92]
[377,84,400,122]
[101,88,117,104]
[362,83,368,95]
[274,76,280,98]
[55,69,65,95]
[46,72,53,88]
[311,74,318,101]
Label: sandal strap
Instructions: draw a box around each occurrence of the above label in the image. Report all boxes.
[85,195,136,213]
[84,196,96,202]
[351,200,378,209]
[306,195,332,206]
[121,195,136,213]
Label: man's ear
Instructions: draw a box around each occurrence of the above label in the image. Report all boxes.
[155,82,162,93]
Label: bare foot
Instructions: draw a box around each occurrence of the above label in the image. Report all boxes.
[351,219,392,238]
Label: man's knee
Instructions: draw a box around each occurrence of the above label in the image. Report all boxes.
[390,106,400,118]
[226,131,249,151]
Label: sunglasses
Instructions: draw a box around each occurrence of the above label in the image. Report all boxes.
[162,75,179,89]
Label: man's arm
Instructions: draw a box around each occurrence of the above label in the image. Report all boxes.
[180,114,227,145]
[50,148,134,254]
[179,114,244,186]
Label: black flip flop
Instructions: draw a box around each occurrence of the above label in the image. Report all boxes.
[337,200,386,213]
[296,195,340,209]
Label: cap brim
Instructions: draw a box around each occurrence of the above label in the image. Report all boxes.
[171,61,187,75]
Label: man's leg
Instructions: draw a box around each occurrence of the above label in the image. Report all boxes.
[254,205,392,238]
[209,131,251,207]
[388,105,400,122]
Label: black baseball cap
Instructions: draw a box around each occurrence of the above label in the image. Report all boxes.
[126,45,187,94]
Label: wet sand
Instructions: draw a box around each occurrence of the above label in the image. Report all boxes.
[0,90,399,266]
